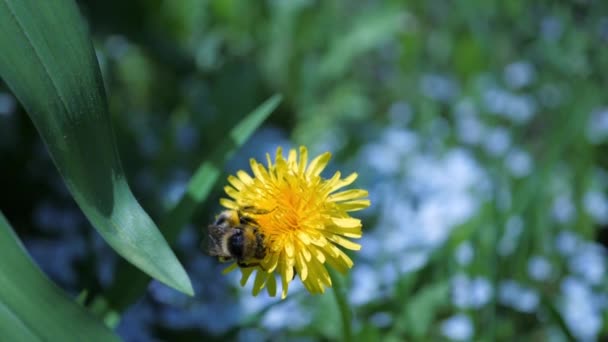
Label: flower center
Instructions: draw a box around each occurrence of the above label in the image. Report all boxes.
[255,177,322,237]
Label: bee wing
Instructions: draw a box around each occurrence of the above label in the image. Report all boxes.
[206,224,232,257]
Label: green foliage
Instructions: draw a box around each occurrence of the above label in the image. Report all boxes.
[0,213,119,341]
[0,0,192,295]
[400,281,450,338]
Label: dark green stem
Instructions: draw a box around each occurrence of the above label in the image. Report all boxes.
[330,269,353,342]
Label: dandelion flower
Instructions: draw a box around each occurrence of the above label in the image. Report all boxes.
[216,146,370,298]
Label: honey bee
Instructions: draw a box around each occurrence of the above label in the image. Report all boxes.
[207,208,268,268]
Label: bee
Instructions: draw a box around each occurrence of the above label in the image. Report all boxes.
[207,208,268,268]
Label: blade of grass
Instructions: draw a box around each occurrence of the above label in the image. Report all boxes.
[0,0,192,295]
[0,212,119,341]
[164,94,283,243]
[542,295,576,341]
[105,94,282,311]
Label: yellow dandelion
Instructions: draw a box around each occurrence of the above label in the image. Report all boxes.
[215,146,370,299]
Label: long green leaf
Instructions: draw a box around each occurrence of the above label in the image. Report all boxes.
[164,94,283,243]
[0,213,119,341]
[0,0,192,295]
[105,94,282,311]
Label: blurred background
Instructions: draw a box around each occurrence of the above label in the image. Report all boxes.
[2,0,608,340]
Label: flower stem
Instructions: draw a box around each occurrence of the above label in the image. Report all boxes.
[330,269,353,342]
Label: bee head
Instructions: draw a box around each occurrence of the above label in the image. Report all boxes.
[207,223,228,257]
[206,210,236,257]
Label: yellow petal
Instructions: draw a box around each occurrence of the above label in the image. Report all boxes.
[223,263,238,275]
[266,152,273,169]
[332,217,361,228]
[288,148,297,166]
[332,248,354,269]
[280,254,291,299]
[297,231,312,245]
[252,270,268,296]
[328,172,358,192]
[310,259,331,286]
[224,185,239,198]
[301,279,314,293]
[275,146,284,162]
[323,243,340,258]
[227,175,245,191]
[265,252,280,273]
[301,246,312,261]
[326,234,361,250]
[298,146,308,174]
[250,159,268,182]
[306,152,331,178]
[326,254,350,273]
[326,223,362,236]
[285,262,294,282]
[337,199,372,211]
[307,231,328,247]
[240,267,255,286]
[285,239,295,258]
[320,171,342,194]
[236,170,253,185]
[219,198,239,210]
[313,246,326,263]
[328,189,369,202]
[267,273,277,297]
[275,155,288,174]
[337,231,362,239]
[296,252,308,281]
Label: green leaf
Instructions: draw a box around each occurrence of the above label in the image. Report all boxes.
[394,281,450,338]
[0,0,192,295]
[0,213,119,341]
[105,94,282,311]
[165,94,283,242]
[319,9,403,82]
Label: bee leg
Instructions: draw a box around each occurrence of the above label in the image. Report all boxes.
[218,256,233,263]
[237,261,260,268]
[237,261,272,273]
